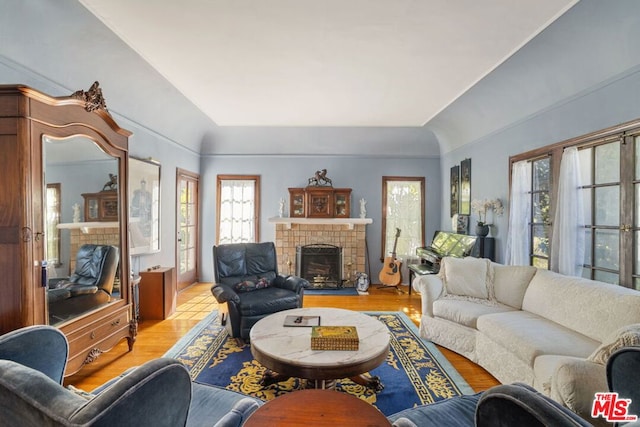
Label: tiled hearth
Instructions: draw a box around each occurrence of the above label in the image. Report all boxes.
[269,218,372,287]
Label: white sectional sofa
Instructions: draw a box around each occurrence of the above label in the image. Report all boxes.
[413,256,640,426]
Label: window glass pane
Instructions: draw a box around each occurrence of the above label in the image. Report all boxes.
[594,186,619,226]
[635,277,640,291]
[532,192,550,224]
[594,229,619,270]
[218,179,256,244]
[584,229,592,266]
[635,230,640,277]
[533,158,550,191]
[532,224,549,257]
[595,141,620,184]
[581,188,592,225]
[594,270,618,285]
[636,136,640,180]
[637,183,640,227]
[532,257,548,269]
[385,180,423,258]
[579,147,592,184]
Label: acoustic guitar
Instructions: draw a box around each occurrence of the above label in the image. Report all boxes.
[379,228,402,286]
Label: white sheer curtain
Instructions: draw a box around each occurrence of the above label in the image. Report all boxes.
[384,180,423,259]
[219,180,255,244]
[505,161,531,265]
[550,147,585,276]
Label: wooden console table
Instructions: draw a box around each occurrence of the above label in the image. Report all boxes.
[243,389,391,426]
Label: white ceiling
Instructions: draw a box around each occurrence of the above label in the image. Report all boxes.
[78,0,577,128]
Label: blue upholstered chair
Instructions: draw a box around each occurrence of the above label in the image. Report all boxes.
[0,325,262,426]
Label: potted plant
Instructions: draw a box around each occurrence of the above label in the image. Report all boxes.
[471,198,504,237]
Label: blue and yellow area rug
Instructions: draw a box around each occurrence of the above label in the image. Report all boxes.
[164,311,473,416]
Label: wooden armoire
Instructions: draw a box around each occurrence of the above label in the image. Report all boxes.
[0,83,136,376]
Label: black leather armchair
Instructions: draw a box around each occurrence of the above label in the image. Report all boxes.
[607,346,640,427]
[48,244,119,322]
[211,242,307,341]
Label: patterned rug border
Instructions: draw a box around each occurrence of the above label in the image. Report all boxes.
[163,310,219,359]
[163,310,473,396]
[390,311,474,395]
[164,310,475,414]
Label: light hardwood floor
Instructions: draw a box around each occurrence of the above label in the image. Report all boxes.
[65,283,499,392]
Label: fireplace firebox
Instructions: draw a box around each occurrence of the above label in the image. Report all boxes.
[296,244,342,288]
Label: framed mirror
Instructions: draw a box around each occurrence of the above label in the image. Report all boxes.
[43,135,122,326]
[129,157,161,255]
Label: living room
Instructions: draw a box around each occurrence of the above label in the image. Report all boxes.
[2,1,640,425]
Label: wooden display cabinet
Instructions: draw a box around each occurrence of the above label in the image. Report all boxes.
[82,190,118,221]
[306,187,334,218]
[289,188,306,218]
[333,189,351,218]
[288,187,352,218]
[139,267,176,320]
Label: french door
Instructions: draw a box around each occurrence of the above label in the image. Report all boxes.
[176,169,199,290]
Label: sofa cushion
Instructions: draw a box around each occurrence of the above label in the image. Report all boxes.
[440,257,493,300]
[587,323,640,365]
[492,264,536,309]
[233,278,270,293]
[476,311,600,367]
[237,286,300,316]
[522,269,640,343]
[433,297,515,329]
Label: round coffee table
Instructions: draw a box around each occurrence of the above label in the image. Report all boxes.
[243,389,392,426]
[250,307,390,391]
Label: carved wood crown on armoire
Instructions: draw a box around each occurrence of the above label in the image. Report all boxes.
[0,83,137,376]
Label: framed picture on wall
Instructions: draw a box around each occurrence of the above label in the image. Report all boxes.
[450,165,460,217]
[456,214,469,234]
[129,157,161,255]
[459,158,471,215]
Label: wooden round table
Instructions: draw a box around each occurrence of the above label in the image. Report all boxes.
[250,307,390,390]
[243,389,392,426]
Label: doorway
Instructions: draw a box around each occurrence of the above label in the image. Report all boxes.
[176,169,200,291]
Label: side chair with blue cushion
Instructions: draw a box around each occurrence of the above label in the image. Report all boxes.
[0,325,261,427]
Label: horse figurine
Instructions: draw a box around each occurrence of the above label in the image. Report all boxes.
[102,173,118,191]
[308,169,333,186]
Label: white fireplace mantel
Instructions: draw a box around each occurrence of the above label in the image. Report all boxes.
[268,217,372,230]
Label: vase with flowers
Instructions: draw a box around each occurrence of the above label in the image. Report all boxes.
[471,198,504,237]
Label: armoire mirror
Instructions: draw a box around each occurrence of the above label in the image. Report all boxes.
[43,134,122,326]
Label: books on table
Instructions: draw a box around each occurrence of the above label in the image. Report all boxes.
[283,315,321,327]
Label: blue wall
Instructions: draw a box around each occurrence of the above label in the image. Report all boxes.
[200,155,440,281]
[440,66,640,262]
[2,0,640,281]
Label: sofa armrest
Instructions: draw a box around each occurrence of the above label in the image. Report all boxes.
[72,358,192,426]
[550,358,607,424]
[412,274,444,317]
[48,277,69,289]
[0,360,88,426]
[0,325,68,384]
[273,275,308,294]
[67,284,99,296]
[213,398,261,427]
[211,283,241,304]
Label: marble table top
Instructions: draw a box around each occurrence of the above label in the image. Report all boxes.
[250,307,390,379]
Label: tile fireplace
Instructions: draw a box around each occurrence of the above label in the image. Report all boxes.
[269,217,372,288]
